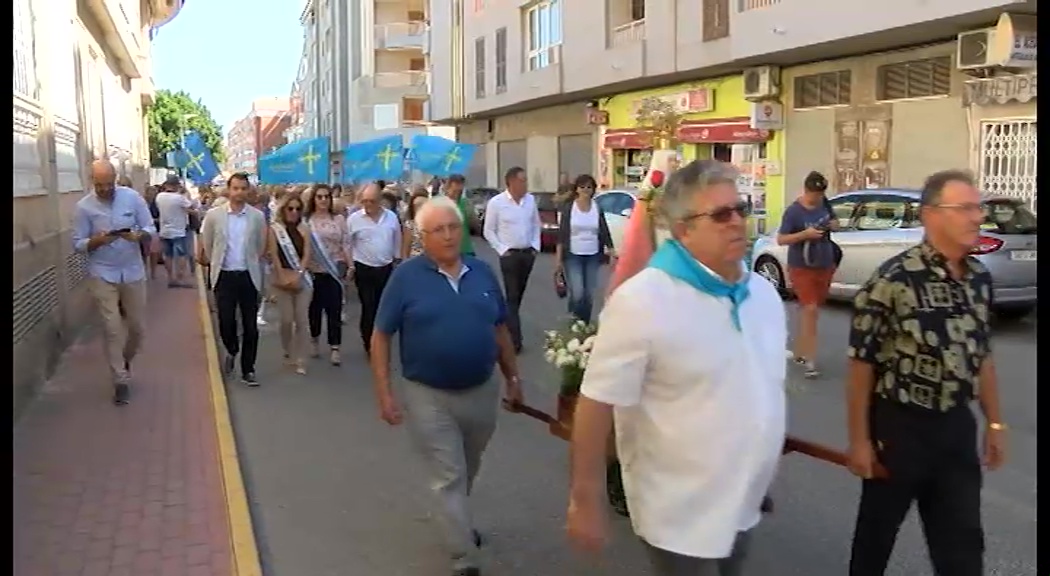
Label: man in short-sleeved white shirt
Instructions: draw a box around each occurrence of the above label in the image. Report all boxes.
[154,176,198,287]
[567,160,787,576]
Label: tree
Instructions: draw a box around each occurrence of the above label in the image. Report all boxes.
[146,89,225,168]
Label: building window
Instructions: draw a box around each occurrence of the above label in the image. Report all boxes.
[793,70,852,109]
[630,0,645,20]
[525,0,562,71]
[876,57,952,101]
[980,119,1038,211]
[474,37,486,98]
[702,0,729,41]
[495,27,507,93]
[14,0,38,99]
[402,98,425,123]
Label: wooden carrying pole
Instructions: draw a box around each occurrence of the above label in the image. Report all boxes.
[502,400,888,479]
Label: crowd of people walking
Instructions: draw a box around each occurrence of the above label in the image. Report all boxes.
[73,159,1009,576]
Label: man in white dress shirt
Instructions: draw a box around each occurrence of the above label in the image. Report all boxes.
[566,160,788,576]
[347,182,403,355]
[481,166,541,353]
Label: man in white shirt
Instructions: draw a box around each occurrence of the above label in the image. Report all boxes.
[154,176,198,288]
[482,167,541,353]
[566,160,788,576]
[347,182,403,355]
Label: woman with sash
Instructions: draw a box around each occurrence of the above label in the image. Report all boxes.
[266,193,314,375]
[304,184,349,365]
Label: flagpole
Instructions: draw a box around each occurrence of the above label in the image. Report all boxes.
[180,113,197,180]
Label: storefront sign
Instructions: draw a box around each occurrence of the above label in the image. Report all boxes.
[749,101,784,131]
[586,108,610,125]
[963,73,1037,106]
[678,119,771,144]
[630,88,715,115]
[604,129,650,149]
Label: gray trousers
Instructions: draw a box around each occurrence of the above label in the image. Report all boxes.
[644,530,753,576]
[402,379,500,570]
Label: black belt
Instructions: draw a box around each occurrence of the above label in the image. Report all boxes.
[506,248,533,254]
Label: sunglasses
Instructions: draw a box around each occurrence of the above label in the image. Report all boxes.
[686,201,751,224]
[286,205,302,212]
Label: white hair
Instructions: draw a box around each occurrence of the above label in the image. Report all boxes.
[415,195,463,229]
[659,159,739,223]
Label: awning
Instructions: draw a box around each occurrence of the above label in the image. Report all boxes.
[678,117,772,144]
[604,129,651,150]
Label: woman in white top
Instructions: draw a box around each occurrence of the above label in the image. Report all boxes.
[554,174,615,324]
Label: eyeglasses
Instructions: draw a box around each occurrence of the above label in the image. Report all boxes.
[685,201,751,224]
[423,222,464,236]
[932,202,983,214]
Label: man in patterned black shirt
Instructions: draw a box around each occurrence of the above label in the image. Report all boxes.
[844,170,1007,576]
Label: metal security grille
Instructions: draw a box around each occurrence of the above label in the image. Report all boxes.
[13,266,58,345]
[979,119,1038,212]
[14,0,38,98]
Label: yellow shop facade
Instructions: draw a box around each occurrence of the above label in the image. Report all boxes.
[598,75,787,234]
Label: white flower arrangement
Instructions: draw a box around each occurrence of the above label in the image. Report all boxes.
[543,319,599,395]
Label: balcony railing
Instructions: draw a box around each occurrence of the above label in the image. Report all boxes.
[738,0,781,11]
[609,19,646,48]
[375,22,428,50]
[373,71,428,89]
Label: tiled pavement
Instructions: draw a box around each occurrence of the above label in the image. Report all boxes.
[13,280,242,576]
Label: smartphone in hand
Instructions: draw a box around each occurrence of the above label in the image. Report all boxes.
[108,228,132,236]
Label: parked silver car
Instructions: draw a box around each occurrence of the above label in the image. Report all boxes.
[751,189,1037,320]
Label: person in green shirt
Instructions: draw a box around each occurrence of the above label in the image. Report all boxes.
[443,174,478,256]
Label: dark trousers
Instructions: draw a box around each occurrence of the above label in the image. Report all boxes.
[564,252,601,324]
[849,399,984,576]
[308,272,343,347]
[354,261,393,352]
[498,248,536,349]
[213,270,260,377]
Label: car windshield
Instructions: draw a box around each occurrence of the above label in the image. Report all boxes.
[981,199,1037,234]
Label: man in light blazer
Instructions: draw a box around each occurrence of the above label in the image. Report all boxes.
[198,172,269,386]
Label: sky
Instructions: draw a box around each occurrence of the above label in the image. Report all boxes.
[151,0,304,136]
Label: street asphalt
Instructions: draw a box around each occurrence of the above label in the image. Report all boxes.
[223,240,1036,576]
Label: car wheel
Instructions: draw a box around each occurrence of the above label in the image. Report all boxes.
[993,306,1034,323]
[755,256,786,293]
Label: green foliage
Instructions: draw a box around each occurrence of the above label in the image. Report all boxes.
[146,89,225,168]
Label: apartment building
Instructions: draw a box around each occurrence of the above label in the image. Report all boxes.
[300,0,445,180]
[13,0,184,415]
[225,97,293,173]
[429,0,1037,223]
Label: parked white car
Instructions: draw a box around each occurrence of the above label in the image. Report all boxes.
[595,189,638,250]
[751,189,1038,320]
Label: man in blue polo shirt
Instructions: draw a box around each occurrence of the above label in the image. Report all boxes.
[371,195,524,576]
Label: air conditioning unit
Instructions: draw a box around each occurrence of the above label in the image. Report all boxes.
[957,28,998,70]
[743,66,781,101]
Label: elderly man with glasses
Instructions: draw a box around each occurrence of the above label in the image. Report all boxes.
[370,196,524,576]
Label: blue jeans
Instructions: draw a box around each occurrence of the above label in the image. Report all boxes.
[564,253,601,323]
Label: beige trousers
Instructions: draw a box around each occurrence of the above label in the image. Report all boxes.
[88,278,147,384]
[274,287,312,361]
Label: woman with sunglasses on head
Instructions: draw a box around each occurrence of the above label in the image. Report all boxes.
[304,184,350,365]
[266,193,314,375]
[554,174,615,324]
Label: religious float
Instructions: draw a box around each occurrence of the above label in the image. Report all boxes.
[502,96,886,515]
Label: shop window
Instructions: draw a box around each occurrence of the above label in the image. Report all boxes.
[876,57,951,101]
[793,70,851,109]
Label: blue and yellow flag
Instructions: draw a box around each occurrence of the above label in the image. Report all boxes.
[409,135,477,177]
[174,131,221,185]
[343,135,405,182]
[257,137,330,184]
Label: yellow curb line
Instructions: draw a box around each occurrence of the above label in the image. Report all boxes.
[196,268,263,576]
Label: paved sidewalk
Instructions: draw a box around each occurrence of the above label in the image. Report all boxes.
[13,279,254,576]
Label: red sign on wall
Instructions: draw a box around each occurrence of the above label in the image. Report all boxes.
[603,129,651,149]
[678,117,771,144]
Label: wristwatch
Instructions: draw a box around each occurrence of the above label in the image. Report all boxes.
[988,422,1008,431]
